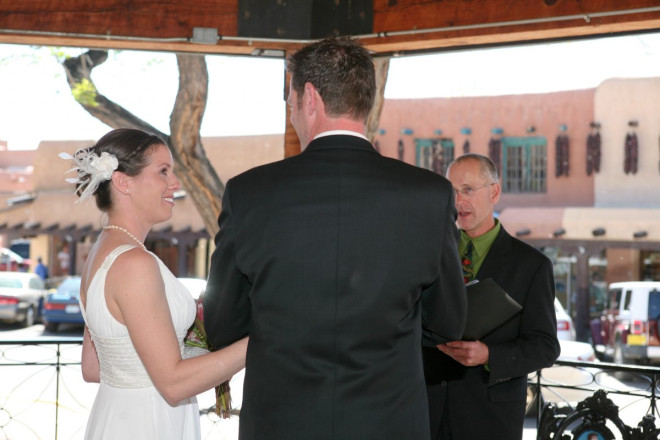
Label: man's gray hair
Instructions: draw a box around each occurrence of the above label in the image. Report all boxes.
[447,153,499,183]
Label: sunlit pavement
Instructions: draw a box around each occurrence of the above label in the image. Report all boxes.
[523,417,538,439]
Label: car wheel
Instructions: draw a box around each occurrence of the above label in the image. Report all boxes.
[37,297,45,323]
[21,306,35,328]
[45,322,59,332]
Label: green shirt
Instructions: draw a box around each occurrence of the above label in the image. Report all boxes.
[459,219,501,280]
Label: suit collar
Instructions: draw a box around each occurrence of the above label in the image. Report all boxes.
[475,226,513,278]
[303,134,377,154]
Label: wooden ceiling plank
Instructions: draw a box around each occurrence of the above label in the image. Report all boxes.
[372,0,660,33]
[362,17,660,55]
[0,0,658,56]
[0,0,238,40]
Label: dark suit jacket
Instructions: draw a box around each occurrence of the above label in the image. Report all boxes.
[423,226,560,440]
[204,135,467,440]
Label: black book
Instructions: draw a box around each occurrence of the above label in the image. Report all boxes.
[463,278,522,341]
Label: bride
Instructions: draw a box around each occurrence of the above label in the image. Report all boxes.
[64,128,247,439]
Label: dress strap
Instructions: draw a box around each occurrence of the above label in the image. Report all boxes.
[100,245,140,271]
[79,245,140,327]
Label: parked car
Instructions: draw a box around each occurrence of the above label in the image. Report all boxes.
[177,277,206,301]
[590,281,660,364]
[556,339,597,363]
[555,298,576,341]
[42,276,84,332]
[0,271,47,327]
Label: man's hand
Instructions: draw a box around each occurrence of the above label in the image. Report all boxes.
[437,340,489,367]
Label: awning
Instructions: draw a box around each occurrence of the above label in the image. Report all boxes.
[498,207,660,242]
[0,190,207,237]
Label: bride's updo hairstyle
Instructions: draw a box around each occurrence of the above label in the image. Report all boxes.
[67,128,167,212]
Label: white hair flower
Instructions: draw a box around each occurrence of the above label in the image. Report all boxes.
[59,150,119,203]
[90,152,118,180]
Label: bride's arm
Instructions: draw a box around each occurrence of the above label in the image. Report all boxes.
[106,250,247,406]
[81,326,100,383]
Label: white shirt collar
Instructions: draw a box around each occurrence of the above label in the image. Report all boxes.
[314,130,368,141]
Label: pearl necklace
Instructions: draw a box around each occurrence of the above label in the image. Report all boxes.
[103,225,147,251]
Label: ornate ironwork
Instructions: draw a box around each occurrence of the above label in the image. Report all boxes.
[534,360,660,440]
[2,338,660,439]
[0,338,240,439]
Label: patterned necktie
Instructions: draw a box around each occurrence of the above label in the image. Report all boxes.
[462,241,475,284]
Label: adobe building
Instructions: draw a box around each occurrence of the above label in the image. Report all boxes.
[373,77,660,339]
[1,77,659,339]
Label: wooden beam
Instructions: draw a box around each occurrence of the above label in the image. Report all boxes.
[372,0,660,34]
[0,1,238,39]
[0,0,298,56]
[366,0,660,55]
[0,0,658,56]
[361,18,660,55]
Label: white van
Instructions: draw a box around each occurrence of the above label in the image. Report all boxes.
[593,281,660,364]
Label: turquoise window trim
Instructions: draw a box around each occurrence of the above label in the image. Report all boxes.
[501,136,547,193]
[415,138,435,167]
[415,138,455,175]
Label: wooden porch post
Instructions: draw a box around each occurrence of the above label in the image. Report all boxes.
[575,251,591,342]
[283,57,300,159]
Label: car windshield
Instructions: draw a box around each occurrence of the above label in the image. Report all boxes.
[0,278,22,289]
[55,278,82,298]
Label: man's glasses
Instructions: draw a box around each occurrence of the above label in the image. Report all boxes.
[453,182,496,198]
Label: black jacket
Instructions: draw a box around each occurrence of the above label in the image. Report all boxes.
[204,135,467,440]
[424,226,560,440]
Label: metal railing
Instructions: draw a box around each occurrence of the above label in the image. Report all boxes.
[0,337,87,440]
[3,338,660,440]
[0,338,240,440]
[530,359,660,439]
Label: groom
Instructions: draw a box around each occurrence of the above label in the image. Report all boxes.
[204,35,466,440]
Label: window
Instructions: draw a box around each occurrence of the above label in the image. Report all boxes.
[415,138,454,175]
[29,277,44,290]
[649,289,660,321]
[609,288,622,311]
[501,136,547,193]
[623,289,633,311]
[0,278,22,289]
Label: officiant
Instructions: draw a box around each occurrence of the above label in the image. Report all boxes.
[423,153,560,440]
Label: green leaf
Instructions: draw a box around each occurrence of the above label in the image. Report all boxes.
[71,78,99,107]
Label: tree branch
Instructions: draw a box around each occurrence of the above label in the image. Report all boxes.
[62,50,165,138]
[62,49,225,236]
[367,56,390,143]
[170,53,224,235]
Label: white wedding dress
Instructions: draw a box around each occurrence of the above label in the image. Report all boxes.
[80,245,201,440]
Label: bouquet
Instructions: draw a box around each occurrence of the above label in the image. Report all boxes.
[185,296,233,419]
